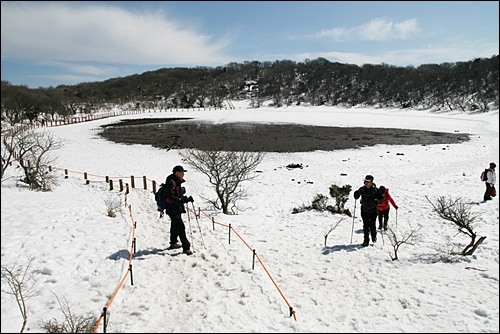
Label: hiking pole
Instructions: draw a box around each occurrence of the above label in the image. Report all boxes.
[350,200,356,244]
[192,202,205,249]
[186,204,194,251]
[396,209,398,231]
[380,226,385,246]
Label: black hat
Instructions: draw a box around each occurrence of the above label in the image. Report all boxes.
[364,175,374,182]
[490,162,496,169]
[172,165,187,173]
[379,186,386,194]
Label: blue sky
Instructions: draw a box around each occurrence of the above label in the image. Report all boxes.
[1,1,498,89]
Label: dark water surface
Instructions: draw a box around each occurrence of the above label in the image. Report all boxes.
[98,118,469,152]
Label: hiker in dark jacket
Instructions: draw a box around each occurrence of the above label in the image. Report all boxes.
[354,175,383,247]
[483,162,497,201]
[377,186,398,230]
[165,165,194,255]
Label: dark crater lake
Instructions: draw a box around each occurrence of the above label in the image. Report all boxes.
[98,117,469,152]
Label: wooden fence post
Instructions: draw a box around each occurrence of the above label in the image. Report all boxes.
[143,176,147,190]
[109,179,113,191]
[131,175,135,188]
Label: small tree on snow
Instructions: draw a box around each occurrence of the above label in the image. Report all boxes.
[384,223,422,261]
[1,125,63,191]
[1,256,40,333]
[180,149,265,214]
[426,196,486,256]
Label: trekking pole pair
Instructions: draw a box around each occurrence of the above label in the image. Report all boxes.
[187,202,205,249]
[186,205,195,251]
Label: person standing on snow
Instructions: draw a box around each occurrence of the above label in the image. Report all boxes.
[165,165,194,255]
[483,162,496,201]
[354,175,384,247]
[377,186,398,230]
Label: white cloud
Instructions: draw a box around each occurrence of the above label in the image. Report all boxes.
[39,60,120,76]
[0,2,232,66]
[316,17,421,41]
[294,41,499,66]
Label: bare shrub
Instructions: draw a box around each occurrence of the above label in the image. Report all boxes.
[1,125,63,190]
[39,293,97,333]
[180,149,265,214]
[104,194,122,218]
[384,223,423,261]
[426,196,485,256]
[1,256,40,333]
[324,216,347,246]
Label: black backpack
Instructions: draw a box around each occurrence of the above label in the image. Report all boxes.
[480,169,489,181]
[155,183,169,211]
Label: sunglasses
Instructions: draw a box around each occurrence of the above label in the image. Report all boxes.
[364,180,372,183]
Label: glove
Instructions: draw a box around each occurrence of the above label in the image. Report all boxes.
[395,205,398,210]
[187,196,194,203]
[159,210,164,218]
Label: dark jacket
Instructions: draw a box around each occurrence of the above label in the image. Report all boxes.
[354,184,383,213]
[165,173,187,215]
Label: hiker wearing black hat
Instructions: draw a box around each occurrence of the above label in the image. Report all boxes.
[354,175,384,247]
[164,165,194,255]
[483,162,497,201]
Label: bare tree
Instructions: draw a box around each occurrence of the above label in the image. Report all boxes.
[1,256,41,333]
[1,125,63,190]
[384,223,422,261]
[426,196,486,256]
[180,149,265,214]
[1,125,18,179]
[324,216,346,246]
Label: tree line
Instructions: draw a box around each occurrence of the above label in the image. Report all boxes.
[2,55,499,125]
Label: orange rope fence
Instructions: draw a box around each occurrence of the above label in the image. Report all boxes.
[48,166,297,333]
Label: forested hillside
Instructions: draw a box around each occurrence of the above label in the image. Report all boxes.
[2,56,498,125]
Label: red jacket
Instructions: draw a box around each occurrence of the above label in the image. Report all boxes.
[378,188,398,211]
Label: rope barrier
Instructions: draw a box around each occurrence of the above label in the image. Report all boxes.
[49,166,297,331]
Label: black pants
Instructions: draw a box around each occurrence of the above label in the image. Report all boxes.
[168,213,190,251]
[378,208,390,228]
[483,182,493,201]
[361,210,378,242]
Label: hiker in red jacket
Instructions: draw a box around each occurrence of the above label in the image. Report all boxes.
[377,186,398,230]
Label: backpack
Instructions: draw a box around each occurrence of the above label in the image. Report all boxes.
[480,169,489,182]
[155,183,169,211]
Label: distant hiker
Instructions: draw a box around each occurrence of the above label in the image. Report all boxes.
[377,186,398,230]
[354,175,384,247]
[165,165,194,255]
[483,162,496,201]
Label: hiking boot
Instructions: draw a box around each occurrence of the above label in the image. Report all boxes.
[183,249,193,255]
[361,240,369,247]
[378,225,383,230]
[372,235,377,243]
[169,243,182,249]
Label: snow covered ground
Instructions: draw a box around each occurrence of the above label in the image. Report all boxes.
[2,101,498,332]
